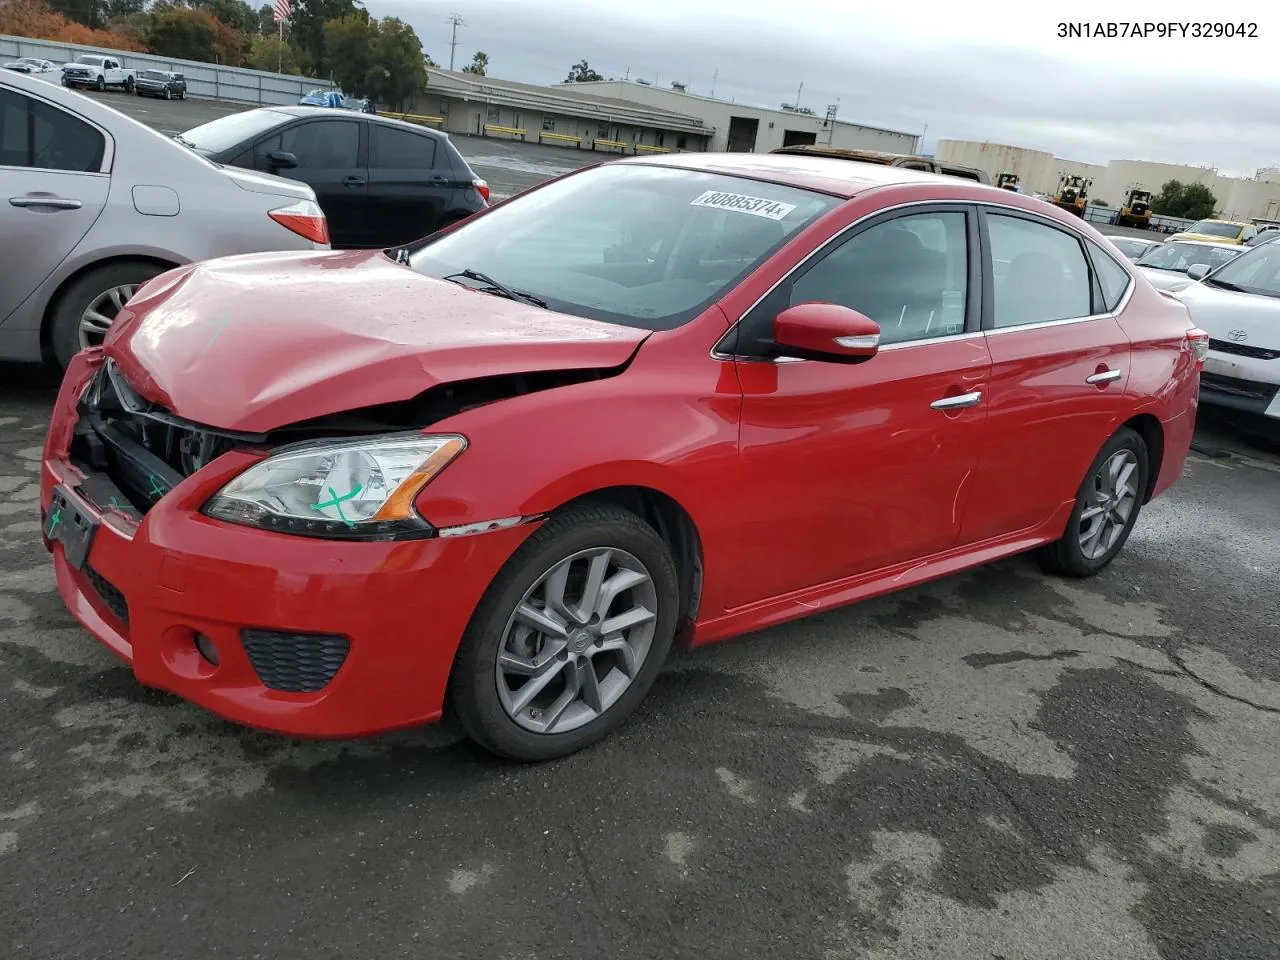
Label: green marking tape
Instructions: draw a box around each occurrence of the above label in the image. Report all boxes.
[313,483,363,527]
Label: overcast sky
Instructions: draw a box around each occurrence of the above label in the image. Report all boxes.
[369,0,1280,177]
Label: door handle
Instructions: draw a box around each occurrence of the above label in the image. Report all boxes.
[430,175,449,184]
[342,176,366,187]
[930,390,983,411]
[1086,369,1123,384]
[9,195,82,210]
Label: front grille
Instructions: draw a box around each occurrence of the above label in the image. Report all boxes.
[241,630,351,693]
[85,566,129,626]
[1209,338,1280,361]
[1200,371,1279,402]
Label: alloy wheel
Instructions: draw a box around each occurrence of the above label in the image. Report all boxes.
[78,283,139,349]
[495,546,658,735]
[1078,448,1139,560]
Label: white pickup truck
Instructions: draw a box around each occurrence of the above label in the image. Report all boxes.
[60,54,135,92]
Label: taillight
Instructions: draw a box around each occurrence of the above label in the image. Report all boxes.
[1187,327,1210,366]
[268,200,330,245]
[472,178,490,202]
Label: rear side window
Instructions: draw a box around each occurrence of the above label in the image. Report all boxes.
[0,89,105,172]
[987,213,1092,327]
[372,125,436,168]
[1087,242,1132,313]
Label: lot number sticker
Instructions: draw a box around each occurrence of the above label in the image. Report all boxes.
[690,190,796,221]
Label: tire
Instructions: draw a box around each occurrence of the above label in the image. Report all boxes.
[1035,426,1149,578]
[95,76,105,92]
[178,89,185,100]
[124,77,134,93]
[164,87,172,100]
[49,261,166,371]
[448,504,680,762]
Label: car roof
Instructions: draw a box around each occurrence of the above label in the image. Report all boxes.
[264,105,441,137]
[1167,238,1241,249]
[618,151,1019,200]
[1192,218,1249,227]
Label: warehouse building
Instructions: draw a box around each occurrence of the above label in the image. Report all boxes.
[564,80,920,155]
[416,68,714,153]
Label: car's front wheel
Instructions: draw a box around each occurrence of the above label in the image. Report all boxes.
[94,76,105,91]
[449,504,680,761]
[164,86,172,100]
[1036,426,1149,578]
[49,261,166,370]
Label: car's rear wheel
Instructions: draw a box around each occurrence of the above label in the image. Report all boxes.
[49,261,166,370]
[1036,426,1149,578]
[124,76,134,93]
[449,505,680,761]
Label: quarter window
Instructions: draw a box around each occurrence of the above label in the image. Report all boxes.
[1087,241,1132,313]
[789,211,970,345]
[372,125,436,168]
[0,90,105,172]
[988,214,1091,327]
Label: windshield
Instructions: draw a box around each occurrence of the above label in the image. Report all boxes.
[1137,242,1242,274]
[75,56,103,65]
[178,109,287,154]
[140,70,169,80]
[1202,242,1280,298]
[408,164,841,331]
[1111,238,1155,260]
[1186,220,1242,239]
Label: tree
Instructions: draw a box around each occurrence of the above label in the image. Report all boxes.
[144,4,218,61]
[1150,179,1218,220]
[190,0,256,32]
[105,0,145,17]
[460,50,487,75]
[322,14,374,92]
[565,59,602,82]
[247,32,297,71]
[288,0,364,75]
[48,0,104,28]
[369,16,426,110]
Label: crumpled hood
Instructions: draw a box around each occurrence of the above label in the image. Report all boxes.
[103,249,649,433]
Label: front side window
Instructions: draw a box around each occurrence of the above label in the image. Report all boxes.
[988,213,1091,327]
[1202,242,1280,299]
[271,120,359,168]
[0,90,105,172]
[789,211,969,344]
[409,164,840,331]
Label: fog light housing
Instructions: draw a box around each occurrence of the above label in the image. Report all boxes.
[194,633,220,666]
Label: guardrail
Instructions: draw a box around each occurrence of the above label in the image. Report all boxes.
[483,123,527,141]
[592,138,628,152]
[634,143,671,154]
[386,112,444,128]
[2,33,327,106]
[538,131,583,148]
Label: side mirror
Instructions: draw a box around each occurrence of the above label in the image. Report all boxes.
[1186,263,1210,281]
[774,301,881,363]
[266,150,298,170]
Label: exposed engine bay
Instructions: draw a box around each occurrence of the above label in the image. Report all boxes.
[69,358,627,517]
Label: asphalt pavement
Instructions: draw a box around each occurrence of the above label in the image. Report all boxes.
[2,93,1279,960]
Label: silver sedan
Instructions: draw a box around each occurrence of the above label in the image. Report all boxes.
[1,69,331,369]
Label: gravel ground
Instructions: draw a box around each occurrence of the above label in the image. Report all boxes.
[2,91,1278,960]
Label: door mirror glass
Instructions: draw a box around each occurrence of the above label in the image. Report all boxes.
[266,150,298,170]
[774,302,881,363]
[1186,263,1210,281]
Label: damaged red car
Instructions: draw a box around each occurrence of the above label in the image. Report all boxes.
[41,154,1208,761]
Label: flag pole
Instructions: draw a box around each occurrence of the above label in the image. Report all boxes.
[277,18,283,73]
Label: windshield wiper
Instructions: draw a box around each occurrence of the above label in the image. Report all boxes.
[1203,277,1246,292]
[172,134,194,148]
[442,269,547,309]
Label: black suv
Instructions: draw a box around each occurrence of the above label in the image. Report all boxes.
[136,69,186,100]
[173,107,489,248]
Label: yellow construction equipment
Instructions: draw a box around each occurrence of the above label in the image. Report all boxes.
[996,172,1020,191]
[1116,188,1153,229]
[1051,175,1092,217]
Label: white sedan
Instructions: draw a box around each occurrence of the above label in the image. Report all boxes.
[1135,238,1245,293]
[2,57,59,78]
[1176,241,1280,424]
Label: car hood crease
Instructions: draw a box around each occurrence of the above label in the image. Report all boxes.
[103,250,650,433]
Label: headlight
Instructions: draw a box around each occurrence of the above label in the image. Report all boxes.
[203,434,465,540]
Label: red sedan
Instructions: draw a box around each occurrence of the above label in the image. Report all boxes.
[40,154,1208,761]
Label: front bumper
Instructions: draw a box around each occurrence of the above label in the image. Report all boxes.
[1201,352,1280,419]
[41,352,536,738]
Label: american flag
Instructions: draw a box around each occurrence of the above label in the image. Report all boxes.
[272,0,291,23]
